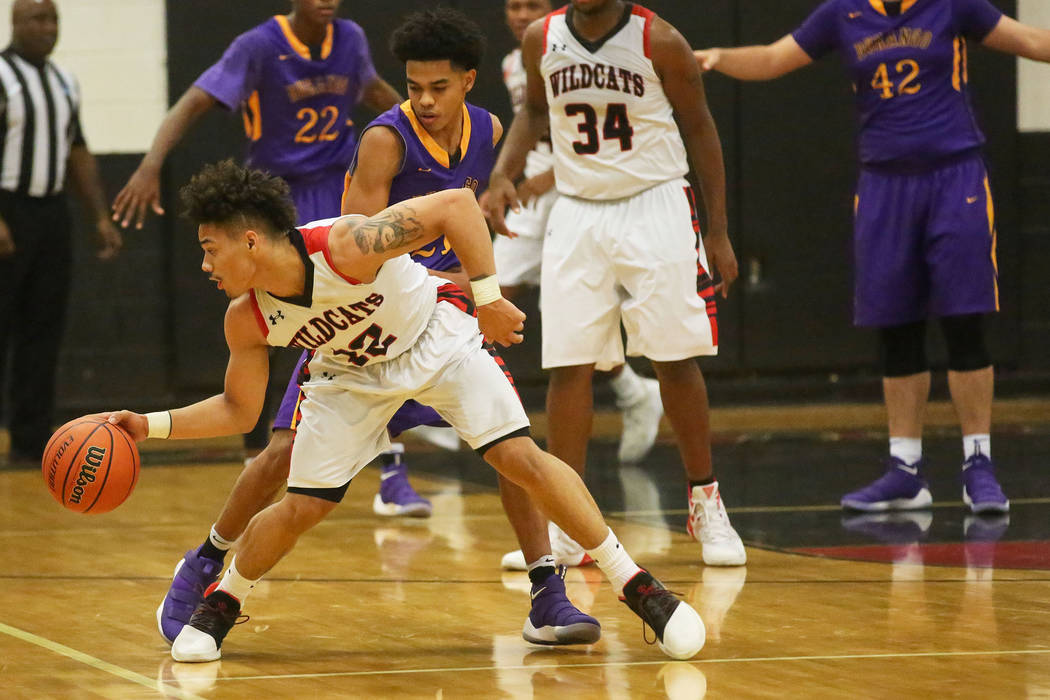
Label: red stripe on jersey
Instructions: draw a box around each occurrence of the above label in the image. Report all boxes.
[436,282,476,317]
[632,5,655,59]
[298,221,362,285]
[485,341,522,400]
[248,292,269,338]
[544,7,568,54]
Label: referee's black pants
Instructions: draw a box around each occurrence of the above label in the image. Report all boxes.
[0,191,72,459]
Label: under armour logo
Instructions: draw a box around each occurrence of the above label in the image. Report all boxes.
[550,42,567,52]
[269,310,285,325]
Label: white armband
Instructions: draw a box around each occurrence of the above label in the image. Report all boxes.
[145,411,172,440]
[470,275,502,306]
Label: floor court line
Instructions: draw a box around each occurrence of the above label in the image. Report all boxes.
[609,496,1050,518]
[214,647,1050,682]
[0,621,205,700]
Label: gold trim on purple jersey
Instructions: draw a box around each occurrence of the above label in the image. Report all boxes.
[398,100,472,169]
[275,15,334,61]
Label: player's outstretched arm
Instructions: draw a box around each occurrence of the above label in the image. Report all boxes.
[982,16,1050,62]
[484,19,549,238]
[695,35,812,81]
[653,18,737,298]
[112,87,216,230]
[107,297,269,441]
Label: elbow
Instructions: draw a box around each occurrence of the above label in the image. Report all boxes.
[446,186,478,211]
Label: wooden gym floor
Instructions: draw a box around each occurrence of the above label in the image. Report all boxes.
[1,399,1049,698]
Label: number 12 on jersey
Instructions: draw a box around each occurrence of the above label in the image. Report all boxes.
[565,103,634,154]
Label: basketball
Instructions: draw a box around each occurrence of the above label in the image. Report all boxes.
[41,416,140,514]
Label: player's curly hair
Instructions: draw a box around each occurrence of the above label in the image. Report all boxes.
[389,7,485,71]
[180,159,297,237]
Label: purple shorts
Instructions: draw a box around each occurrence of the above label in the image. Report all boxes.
[286,168,346,224]
[272,351,449,436]
[853,152,999,327]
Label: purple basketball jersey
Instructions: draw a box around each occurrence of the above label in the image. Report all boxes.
[792,0,1002,171]
[195,15,377,182]
[348,101,496,271]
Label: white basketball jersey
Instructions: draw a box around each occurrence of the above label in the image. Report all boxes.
[541,4,688,200]
[503,48,554,180]
[249,217,439,380]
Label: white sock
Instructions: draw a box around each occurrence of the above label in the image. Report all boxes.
[217,558,258,602]
[527,555,556,573]
[889,437,922,466]
[585,528,642,593]
[963,433,991,461]
[610,364,646,406]
[209,525,234,551]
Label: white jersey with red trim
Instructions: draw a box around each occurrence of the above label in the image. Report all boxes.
[249,216,439,377]
[541,3,688,200]
[502,47,554,180]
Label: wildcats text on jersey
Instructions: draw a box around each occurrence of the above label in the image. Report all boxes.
[548,63,646,98]
[287,293,385,351]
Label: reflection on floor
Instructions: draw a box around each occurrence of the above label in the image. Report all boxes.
[399,426,1050,570]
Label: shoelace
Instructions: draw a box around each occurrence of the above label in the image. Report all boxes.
[636,584,683,646]
[189,596,250,638]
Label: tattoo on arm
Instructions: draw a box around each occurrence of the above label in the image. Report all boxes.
[352,205,425,254]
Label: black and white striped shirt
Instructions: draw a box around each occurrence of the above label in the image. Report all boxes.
[0,48,83,197]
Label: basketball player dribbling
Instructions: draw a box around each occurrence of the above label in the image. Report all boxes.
[154,7,601,651]
[484,0,748,568]
[105,159,707,663]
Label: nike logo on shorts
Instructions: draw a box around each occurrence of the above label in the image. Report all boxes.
[966,195,979,204]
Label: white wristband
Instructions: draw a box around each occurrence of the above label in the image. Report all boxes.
[145,411,172,439]
[470,275,502,306]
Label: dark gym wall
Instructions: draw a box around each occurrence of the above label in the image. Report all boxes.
[55,0,1041,418]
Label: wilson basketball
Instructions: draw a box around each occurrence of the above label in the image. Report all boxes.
[41,416,140,514]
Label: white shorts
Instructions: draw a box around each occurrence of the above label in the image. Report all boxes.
[287,301,530,494]
[540,178,718,371]
[493,188,558,287]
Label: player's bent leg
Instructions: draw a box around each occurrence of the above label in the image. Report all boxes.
[651,359,746,566]
[482,437,704,658]
[215,428,294,539]
[496,474,600,645]
[171,492,341,662]
[156,428,294,645]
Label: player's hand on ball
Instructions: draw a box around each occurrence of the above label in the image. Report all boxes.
[477,298,525,347]
[104,410,149,442]
[481,172,520,239]
[704,232,738,298]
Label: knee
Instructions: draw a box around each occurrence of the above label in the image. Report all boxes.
[651,358,699,382]
[940,314,991,372]
[484,438,545,489]
[275,492,337,531]
[880,321,928,377]
[549,365,594,388]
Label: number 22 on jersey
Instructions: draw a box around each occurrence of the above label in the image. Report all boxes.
[295,105,347,143]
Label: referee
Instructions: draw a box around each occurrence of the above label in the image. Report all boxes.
[0,0,121,463]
